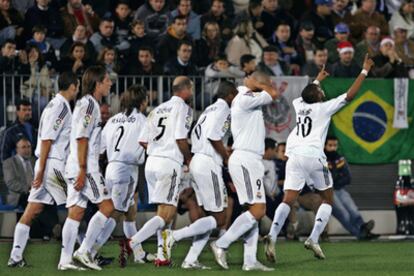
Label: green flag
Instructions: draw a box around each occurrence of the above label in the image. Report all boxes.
[321,78,414,164]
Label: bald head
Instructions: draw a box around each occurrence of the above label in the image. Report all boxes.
[172,76,193,102]
[251,71,272,86]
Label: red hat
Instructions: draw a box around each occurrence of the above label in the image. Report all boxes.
[337,41,354,54]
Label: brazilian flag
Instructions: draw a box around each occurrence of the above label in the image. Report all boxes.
[321,78,414,164]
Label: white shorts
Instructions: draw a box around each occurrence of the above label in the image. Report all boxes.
[66,172,111,208]
[284,154,333,191]
[106,163,139,212]
[28,159,67,205]
[145,156,182,207]
[228,150,266,205]
[190,154,228,212]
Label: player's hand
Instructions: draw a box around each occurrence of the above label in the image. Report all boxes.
[362,54,375,71]
[316,64,329,82]
[74,170,86,191]
[32,171,44,189]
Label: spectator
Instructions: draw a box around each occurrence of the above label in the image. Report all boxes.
[0,39,29,74]
[100,102,111,127]
[324,136,379,240]
[11,0,34,15]
[349,0,389,42]
[2,138,34,206]
[23,0,64,48]
[295,21,318,66]
[301,0,334,47]
[267,23,300,74]
[156,15,192,65]
[90,17,130,55]
[58,42,90,74]
[112,0,132,44]
[126,46,162,75]
[325,23,351,64]
[169,0,200,40]
[232,0,249,13]
[0,0,24,46]
[225,19,268,66]
[332,41,361,77]
[257,45,290,76]
[331,0,352,26]
[1,98,37,161]
[302,47,332,77]
[134,0,169,38]
[194,21,224,68]
[262,138,279,200]
[26,25,57,70]
[259,0,296,40]
[127,20,153,60]
[238,53,257,76]
[394,26,414,67]
[389,0,414,40]
[59,24,97,62]
[97,46,120,81]
[200,0,232,41]
[233,0,264,32]
[371,37,409,78]
[204,54,240,95]
[61,0,100,38]
[163,40,197,76]
[354,26,381,67]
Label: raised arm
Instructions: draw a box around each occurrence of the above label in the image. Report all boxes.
[345,54,374,101]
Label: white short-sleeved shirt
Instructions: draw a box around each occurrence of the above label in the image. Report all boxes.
[191,99,230,165]
[101,109,146,165]
[286,93,348,158]
[35,94,72,161]
[263,159,278,197]
[231,86,273,156]
[139,96,192,164]
[66,94,102,177]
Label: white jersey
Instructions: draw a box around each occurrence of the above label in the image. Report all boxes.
[139,96,192,164]
[231,86,273,156]
[66,94,102,177]
[191,99,230,165]
[35,94,71,161]
[101,109,146,165]
[286,93,348,158]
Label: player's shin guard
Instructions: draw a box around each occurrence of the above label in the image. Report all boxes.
[90,217,117,258]
[78,211,108,254]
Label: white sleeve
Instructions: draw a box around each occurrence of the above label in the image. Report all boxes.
[138,117,150,144]
[321,93,348,116]
[206,107,230,141]
[40,102,69,141]
[238,90,273,110]
[74,101,95,139]
[175,103,193,140]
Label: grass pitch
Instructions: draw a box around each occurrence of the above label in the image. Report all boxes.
[0,239,413,276]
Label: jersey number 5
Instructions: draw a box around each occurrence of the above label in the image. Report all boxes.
[154,117,167,141]
[296,116,312,138]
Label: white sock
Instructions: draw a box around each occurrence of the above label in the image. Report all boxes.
[123,221,137,239]
[219,229,226,237]
[78,211,108,254]
[59,218,80,265]
[243,223,258,266]
[130,216,165,250]
[156,229,164,260]
[309,203,332,243]
[90,217,116,258]
[183,230,211,264]
[173,216,217,242]
[216,211,256,249]
[10,223,30,261]
[269,202,291,242]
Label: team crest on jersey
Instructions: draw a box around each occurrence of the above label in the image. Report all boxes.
[222,115,231,132]
[103,188,108,195]
[53,118,63,130]
[256,191,262,199]
[83,114,91,128]
[185,115,192,129]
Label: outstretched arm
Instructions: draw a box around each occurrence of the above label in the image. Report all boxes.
[345,54,374,101]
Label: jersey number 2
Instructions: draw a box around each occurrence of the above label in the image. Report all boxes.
[296,116,312,138]
[154,117,167,141]
[114,126,124,152]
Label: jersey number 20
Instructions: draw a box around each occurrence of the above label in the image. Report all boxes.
[296,116,312,138]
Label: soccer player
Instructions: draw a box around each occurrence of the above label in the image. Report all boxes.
[91,84,155,265]
[162,81,238,269]
[7,72,79,268]
[128,76,193,266]
[210,71,279,271]
[264,55,374,262]
[59,65,114,271]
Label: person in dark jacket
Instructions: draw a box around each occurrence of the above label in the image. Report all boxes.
[59,24,97,63]
[163,40,197,75]
[259,0,296,40]
[194,21,224,68]
[325,136,379,240]
[134,0,169,38]
[127,19,153,61]
[332,41,361,77]
[301,0,334,47]
[257,45,290,76]
[302,47,332,77]
[200,0,233,41]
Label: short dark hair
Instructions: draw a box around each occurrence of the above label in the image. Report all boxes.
[16,98,31,110]
[172,77,192,93]
[240,54,255,68]
[121,84,147,116]
[138,45,154,56]
[263,45,278,53]
[249,0,262,9]
[32,25,47,34]
[265,138,277,150]
[216,81,237,99]
[100,17,114,24]
[325,135,338,143]
[81,65,107,96]
[178,40,192,50]
[172,15,187,24]
[58,71,79,91]
[214,54,228,62]
[314,47,327,54]
[276,142,286,149]
[117,0,130,7]
[1,39,16,48]
[130,19,144,28]
[301,83,320,104]
[16,137,31,147]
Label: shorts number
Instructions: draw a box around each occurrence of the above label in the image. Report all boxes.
[114,126,124,152]
[154,117,167,141]
[194,115,207,140]
[296,116,312,138]
[256,179,262,190]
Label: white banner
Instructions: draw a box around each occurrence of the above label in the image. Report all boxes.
[393,78,409,129]
[263,76,309,143]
